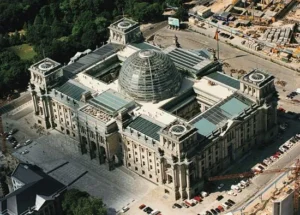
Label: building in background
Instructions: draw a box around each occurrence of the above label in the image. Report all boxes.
[27,18,278,200]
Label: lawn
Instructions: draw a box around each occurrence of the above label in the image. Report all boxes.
[8,44,37,60]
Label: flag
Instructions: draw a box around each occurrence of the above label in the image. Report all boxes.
[214,30,219,41]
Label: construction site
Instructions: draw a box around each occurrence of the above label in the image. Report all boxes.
[188,0,300,65]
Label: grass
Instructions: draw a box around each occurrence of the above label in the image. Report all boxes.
[8,44,37,60]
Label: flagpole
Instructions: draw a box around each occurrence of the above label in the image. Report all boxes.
[217,25,220,60]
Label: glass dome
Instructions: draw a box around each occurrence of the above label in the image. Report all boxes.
[118,49,182,102]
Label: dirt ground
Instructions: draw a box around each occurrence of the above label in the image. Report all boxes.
[210,0,233,13]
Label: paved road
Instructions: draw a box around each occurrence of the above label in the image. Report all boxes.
[142,21,168,38]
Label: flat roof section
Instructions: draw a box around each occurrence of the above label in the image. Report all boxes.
[191,94,253,136]
[193,118,217,137]
[128,116,162,141]
[163,46,213,76]
[89,89,134,115]
[55,80,90,101]
[206,72,240,90]
[220,97,249,116]
[63,43,122,76]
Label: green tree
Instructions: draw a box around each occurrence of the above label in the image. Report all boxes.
[62,189,107,215]
[175,6,186,21]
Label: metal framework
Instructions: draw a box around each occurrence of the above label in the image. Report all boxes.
[118,49,182,102]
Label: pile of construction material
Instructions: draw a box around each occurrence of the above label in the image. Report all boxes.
[244,40,262,51]
[262,27,292,45]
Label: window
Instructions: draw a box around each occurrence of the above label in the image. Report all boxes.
[142,148,144,152]
[128,163,131,167]
[143,161,145,165]
[54,109,56,112]
[61,127,64,131]
[60,118,63,122]
[134,144,137,149]
[135,152,137,155]
[72,133,75,137]
[38,120,42,124]
[157,169,160,173]
[149,152,152,156]
[135,167,138,171]
[150,165,153,169]
[149,174,152,178]
[128,148,130,151]
[67,121,70,125]
[142,170,145,174]
[59,105,61,109]
[55,115,58,119]
[142,155,145,159]
[135,158,138,162]
[149,159,152,163]
[157,163,159,166]
[128,154,131,158]
[208,155,211,160]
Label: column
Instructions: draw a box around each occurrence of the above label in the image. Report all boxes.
[31,91,38,114]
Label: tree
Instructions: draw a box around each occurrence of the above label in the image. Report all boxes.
[175,6,186,21]
[62,189,107,215]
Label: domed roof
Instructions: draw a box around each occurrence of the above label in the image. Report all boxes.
[118,49,182,102]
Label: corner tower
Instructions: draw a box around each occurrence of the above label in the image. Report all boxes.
[108,18,142,45]
[28,58,62,129]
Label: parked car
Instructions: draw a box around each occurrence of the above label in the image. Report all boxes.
[216,195,224,201]
[227,190,237,196]
[24,139,32,146]
[139,204,146,209]
[206,211,213,215]
[14,144,22,149]
[228,199,236,204]
[240,180,249,186]
[181,202,189,208]
[121,206,129,213]
[172,203,182,209]
[21,149,29,155]
[215,208,221,213]
[8,128,18,135]
[217,205,224,212]
[210,209,218,215]
[222,203,229,209]
[225,201,233,207]
[201,191,208,197]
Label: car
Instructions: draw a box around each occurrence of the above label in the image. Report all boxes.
[222,203,229,209]
[260,162,267,167]
[24,139,32,146]
[282,145,289,150]
[217,183,224,189]
[210,209,218,215]
[8,128,18,135]
[172,203,182,208]
[215,208,221,213]
[230,36,234,39]
[121,206,129,213]
[218,205,224,212]
[181,202,189,208]
[139,204,146,209]
[201,191,208,197]
[206,211,213,215]
[14,144,22,149]
[21,149,29,155]
[6,135,13,140]
[216,195,224,201]
[211,19,218,23]
[228,199,235,204]
[227,190,237,196]
[146,208,153,214]
[257,165,265,171]
[225,201,233,207]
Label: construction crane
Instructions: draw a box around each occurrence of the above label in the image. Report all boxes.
[0,116,7,154]
[208,159,300,214]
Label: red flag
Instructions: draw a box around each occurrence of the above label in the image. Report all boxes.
[214,30,219,41]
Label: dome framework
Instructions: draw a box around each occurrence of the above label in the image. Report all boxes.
[118,49,182,102]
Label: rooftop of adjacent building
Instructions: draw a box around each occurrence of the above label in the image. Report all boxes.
[0,164,65,215]
[242,68,274,88]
